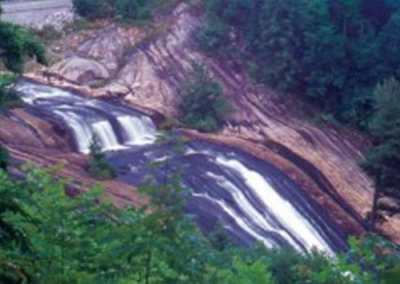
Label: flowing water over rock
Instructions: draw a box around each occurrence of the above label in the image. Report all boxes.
[17,82,157,153]
[16,81,348,254]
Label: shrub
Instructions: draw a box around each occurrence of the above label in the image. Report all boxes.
[0,73,21,112]
[197,21,230,57]
[0,22,47,73]
[72,0,112,19]
[114,0,150,22]
[73,0,151,22]
[88,135,116,179]
[180,63,230,132]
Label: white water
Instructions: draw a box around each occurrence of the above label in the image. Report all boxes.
[206,172,301,250]
[54,110,94,154]
[215,156,333,255]
[17,82,158,153]
[93,121,127,152]
[193,192,275,248]
[17,81,339,254]
[17,84,70,104]
[117,115,157,145]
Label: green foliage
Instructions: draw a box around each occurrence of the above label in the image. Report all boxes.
[207,257,275,284]
[72,0,112,19]
[88,135,116,179]
[0,22,47,73]
[197,21,231,58]
[114,0,150,22]
[201,0,400,128]
[0,73,21,111]
[180,63,230,132]
[73,0,150,22]
[0,166,399,283]
[361,79,400,225]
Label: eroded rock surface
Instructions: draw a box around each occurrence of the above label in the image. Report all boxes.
[50,57,110,84]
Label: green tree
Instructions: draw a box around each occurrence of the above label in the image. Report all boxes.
[88,135,116,179]
[0,72,20,111]
[114,0,150,21]
[0,166,397,284]
[73,0,151,21]
[361,78,400,229]
[72,0,112,19]
[180,63,230,132]
[0,22,47,73]
[253,0,304,93]
[197,21,230,58]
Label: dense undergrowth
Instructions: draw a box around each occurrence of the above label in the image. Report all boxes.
[1,165,400,284]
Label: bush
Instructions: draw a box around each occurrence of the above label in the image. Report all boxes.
[197,21,231,57]
[72,0,112,19]
[114,0,150,22]
[0,22,47,73]
[73,0,150,22]
[0,73,21,112]
[180,63,230,132]
[88,135,116,179]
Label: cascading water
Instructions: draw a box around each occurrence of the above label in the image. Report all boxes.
[117,116,157,145]
[111,142,347,254]
[16,81,348,254]
[16,82,157,153]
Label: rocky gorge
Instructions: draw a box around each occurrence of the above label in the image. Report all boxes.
[1,2,400,247]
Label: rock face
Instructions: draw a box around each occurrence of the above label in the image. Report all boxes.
[51,57,110,85]
[19,3,399,241]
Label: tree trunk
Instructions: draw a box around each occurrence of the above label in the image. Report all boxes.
[370,176,381,231]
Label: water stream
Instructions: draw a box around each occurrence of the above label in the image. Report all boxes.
[16,81,348,254]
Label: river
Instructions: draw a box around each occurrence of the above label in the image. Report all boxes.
[16,81,349,254]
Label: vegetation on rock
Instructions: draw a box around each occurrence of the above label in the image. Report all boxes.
[0,72,21,112]
[0,22,47,74]
[88,135,116,179]
[73,0,150,22]
[180,63,230,132]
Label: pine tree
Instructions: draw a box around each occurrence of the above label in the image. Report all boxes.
[254,0,304,94]
[88,135,116,179]
[362,78,400,229]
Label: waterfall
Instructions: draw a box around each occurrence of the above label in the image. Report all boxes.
[17,84,71,104]
[92,121,127,152]
[17,81,347,255]
[17,81,157,153]
[117,115,157,145]
[54,110,94,154]
[215,156,333,254]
